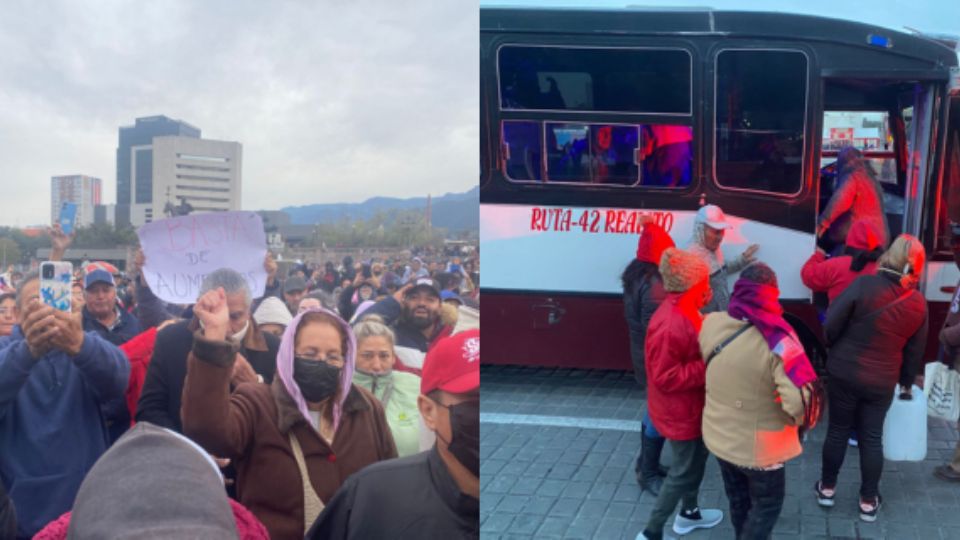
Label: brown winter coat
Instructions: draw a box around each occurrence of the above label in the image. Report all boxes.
[181,332,398,540]
[699,312,805,468]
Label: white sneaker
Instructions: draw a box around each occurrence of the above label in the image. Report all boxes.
[672,507,723,535]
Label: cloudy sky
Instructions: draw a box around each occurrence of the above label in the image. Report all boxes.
[0,0,477,226]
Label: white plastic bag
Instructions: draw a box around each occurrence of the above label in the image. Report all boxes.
[925,362,960,421]
[883,384,927,461]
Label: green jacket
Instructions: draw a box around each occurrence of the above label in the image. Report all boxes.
[353,370,423,457]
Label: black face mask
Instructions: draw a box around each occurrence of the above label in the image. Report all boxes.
[293,357,341,402]
[437,399,479,477]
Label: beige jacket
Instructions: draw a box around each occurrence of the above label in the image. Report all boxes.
[699,312,805,468]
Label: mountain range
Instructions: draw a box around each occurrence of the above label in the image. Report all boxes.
[276,186,479,232]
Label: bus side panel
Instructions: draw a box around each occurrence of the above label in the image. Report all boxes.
[483,291,633,370]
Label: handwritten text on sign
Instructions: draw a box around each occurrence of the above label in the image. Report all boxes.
[530,207,675,235]
[138,211,267,304]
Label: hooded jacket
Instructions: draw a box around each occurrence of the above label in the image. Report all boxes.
[825,272,928,392]
[645,294,707,440]
[352,369,423,457]
[623,223,675,383]
[181,308,398,540]
[0,327,129,537]
[801,220,883,302]
[687,221,751,313]
[818,148,889,248]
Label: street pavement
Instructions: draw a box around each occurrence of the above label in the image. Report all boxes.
[480,365,960,540]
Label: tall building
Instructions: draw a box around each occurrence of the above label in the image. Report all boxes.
[116,115,201,226]
[51,175,102,228]
[116,115,243,227]
[94,204,116,226]
[129,136,241,226]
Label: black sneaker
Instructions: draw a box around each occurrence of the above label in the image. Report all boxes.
[815,481,835,507]
[859,495,882,522]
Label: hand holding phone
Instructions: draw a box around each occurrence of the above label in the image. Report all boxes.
[58,202,78,236]
[40,261,73,312]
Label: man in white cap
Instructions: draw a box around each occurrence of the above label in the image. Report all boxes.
[687,205,759,313]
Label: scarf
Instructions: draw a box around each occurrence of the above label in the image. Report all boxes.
[727,280,817,387]
[276,307,356,434]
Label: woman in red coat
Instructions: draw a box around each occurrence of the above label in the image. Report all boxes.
[801,220,883,304]
[640,248,724,540]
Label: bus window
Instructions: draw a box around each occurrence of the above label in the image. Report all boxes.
[715,49,807,195]
[640,124,692,187]
[502,121,542,181]
[498,45,691,114]
[935,97,960,254]
[546,123,592,182]
[503,120,692,186]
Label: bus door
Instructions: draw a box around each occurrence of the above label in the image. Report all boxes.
[922,94,960,343]
[818,78,939,246]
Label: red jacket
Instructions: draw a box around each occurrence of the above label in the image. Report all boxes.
[645,294,706,441]
[119,326,158,424]
[801,220,881,303]
[31,500,270,540]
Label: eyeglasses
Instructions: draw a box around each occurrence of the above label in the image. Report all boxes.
[298,353,345,368]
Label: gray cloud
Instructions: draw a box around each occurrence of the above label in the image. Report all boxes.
[0,0,478,226]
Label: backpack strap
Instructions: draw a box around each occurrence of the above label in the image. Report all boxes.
[855,289,915,322]
[706,322,754,365]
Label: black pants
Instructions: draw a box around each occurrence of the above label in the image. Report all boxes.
[718,459,785,540]
[820,376,893,498]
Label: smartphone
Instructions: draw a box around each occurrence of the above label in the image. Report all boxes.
[40,261,73,312]
[58,202,78,235]
[362,263,372,279]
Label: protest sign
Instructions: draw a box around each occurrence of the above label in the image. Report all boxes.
[138,211,268,304]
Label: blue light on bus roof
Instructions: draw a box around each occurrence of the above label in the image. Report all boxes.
[867,34,893,48]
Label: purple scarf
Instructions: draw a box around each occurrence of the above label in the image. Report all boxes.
[727,280,817,387]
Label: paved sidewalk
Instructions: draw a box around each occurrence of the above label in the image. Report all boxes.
[480,365,960,540]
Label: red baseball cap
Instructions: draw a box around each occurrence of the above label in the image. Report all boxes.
[421,329,480,395]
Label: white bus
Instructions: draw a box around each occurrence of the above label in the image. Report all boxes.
[480,7,960,370]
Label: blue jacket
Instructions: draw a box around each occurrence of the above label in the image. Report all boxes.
[0,326,129,537]
[82,305,141,444]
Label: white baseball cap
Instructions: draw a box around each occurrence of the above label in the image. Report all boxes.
[697,205,732,230]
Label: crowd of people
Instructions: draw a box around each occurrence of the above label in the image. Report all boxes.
[0,227,479,539]
[623,170,950,539]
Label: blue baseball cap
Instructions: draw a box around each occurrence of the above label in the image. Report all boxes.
[84,269,115,290]
[440,290,463,304]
